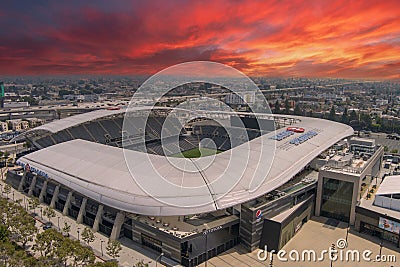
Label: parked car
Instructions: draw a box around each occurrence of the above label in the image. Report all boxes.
[42,222,53,230]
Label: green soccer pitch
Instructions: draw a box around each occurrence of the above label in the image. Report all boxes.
[172,147,222,158]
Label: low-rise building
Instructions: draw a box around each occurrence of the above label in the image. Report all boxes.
[0,121,8,132]
[3,101,29,108]
[25,118,44,128]
[355,175,400,247]
[6,119,30,131]
[349,137,376,154]
[315,140,384,224]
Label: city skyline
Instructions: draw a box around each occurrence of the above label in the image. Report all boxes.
[0,0,399,79]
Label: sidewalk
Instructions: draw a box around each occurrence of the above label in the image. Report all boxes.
[0,178,166,267]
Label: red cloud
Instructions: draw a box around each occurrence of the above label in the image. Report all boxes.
[0,0,399,79]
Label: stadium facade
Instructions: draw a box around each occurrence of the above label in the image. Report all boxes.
[7,107,358,266]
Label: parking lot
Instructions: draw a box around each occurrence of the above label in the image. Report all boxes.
[361,132,400,152]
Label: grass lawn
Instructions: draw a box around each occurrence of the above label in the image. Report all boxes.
[172,147,222,158]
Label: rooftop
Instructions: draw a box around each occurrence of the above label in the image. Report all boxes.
[242,169,318,210]
[375,175,400,196]
[321,139,381,175]
[129,212,239,239]
[359,181,400,220]
[358,163,400,219]
[15,109,353,216]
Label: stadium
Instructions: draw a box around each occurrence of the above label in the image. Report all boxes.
[7,106,353,266]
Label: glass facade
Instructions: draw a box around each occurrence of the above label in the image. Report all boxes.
[320,177,353,222]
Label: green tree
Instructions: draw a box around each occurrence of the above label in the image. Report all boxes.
[274,100,280,114]
[328,105,336,121]
[0,241,15,266]
[88,262,118,267]
[34,228,63,258]
[23,140,32,150]
[106,239,122,260]
[72,239,96,266]
[135,259,150,267]
[28,197,40,215]
[81,227,95,246]
[34,228,96,266]
[21,96,39,106]
[55,237,75,267]
[284,99,290,114]
[3,184,11,199]
[2,200,18,229]
[9,208,37,248]
[62,222,71,237]
[9,249,29,266]
[0,224,9,243]
[341,107,349,123]
[360,113,372,129]
[43,206,56,224]
[293,104,302,116]
[349,110,358,122]
[58,89,73,98]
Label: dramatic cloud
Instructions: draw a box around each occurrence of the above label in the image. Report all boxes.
[0,0,399,79]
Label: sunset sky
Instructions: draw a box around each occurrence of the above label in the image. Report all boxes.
[0,0,399,79]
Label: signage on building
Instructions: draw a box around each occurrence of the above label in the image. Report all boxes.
[16,161,49,179]
[0,131,21,140]
[378,217,400,234]
[203,225,222,235]
[256,209,263,222]
[24,163,31,173]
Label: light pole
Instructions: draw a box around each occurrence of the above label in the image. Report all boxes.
[77,227,80,241]
[379,240,383,258]
[345,222,350,243]
[155,252,164,267]
[100,240,104,256]
[12,191,14,201]
[330,243,335,267]
[269,252,274,267]
[57,217,60,229]
[204,232,208,267]
[39,207,43,219]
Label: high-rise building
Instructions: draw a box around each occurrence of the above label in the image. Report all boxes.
[0,82,5,108]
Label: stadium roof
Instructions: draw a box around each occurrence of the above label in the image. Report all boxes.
[376,175,400,196]
[14,106,286,141]
[23,108,131,134]
[17,112,353,216]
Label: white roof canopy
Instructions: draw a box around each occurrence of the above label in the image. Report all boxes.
[376,175,400,196]
[17,115,353,216]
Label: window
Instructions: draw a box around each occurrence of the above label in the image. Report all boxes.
[320,178,353,223]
